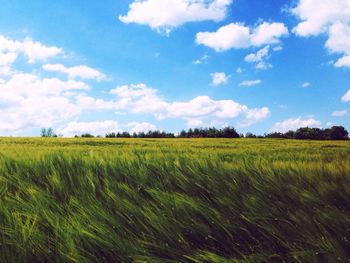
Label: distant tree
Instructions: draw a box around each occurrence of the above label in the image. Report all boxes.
[81,133,94,138]
[324,126,349,140]
[284,130,295,139]
[41,128,57,137]
[106,132,117,138]
[175,127,240,138]
[264,126,349,141]
[179,130,187,138]
[295,127,324,140]
[245,132,257,138]
[265,132,285,139]
[187,128,193,138]
[222,127,240,138]
[104,125,349,140]
[120,132,131,138]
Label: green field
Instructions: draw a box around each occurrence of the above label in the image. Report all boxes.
[0,138,349,262]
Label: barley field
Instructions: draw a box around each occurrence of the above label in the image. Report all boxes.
[0,138,349,262]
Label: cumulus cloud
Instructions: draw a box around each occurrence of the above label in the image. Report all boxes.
[127,122,158,133]
[291,0,350,37]
[186,118,204,127]
[211,72,230,86]
[22,39,62,63]
[291,0,350,68]
[250,22,289,46]
[43,64,106,81]
[119,0,232,34]
[239,80,261,87]
[0,66,12,77]
[0,34,113,134]
[326,22,350,68]
[110,83,269,126]
[196,23,250,51]
[244,45,272,69]
[196,22,288,52]
[0,33,271,133]
[0,35,62,64]
[332,110,348,117]
[0,52,17,66]
[342,89,350,102]
[271,117,322,133]
[58,121,121,137]
[0,73,89,133]
[239,107,270,127]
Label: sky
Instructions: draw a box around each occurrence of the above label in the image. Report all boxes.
[0,0,349,136]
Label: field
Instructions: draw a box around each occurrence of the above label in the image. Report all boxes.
[0,138,350,262]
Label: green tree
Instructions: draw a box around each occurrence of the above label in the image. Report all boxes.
[41,128,57,137]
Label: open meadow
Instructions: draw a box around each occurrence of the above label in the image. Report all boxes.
[0,138,350,262]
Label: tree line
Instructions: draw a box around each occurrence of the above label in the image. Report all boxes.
[42,126,349,140]
[263,126,349,140]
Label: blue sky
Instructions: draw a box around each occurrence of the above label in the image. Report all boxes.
[0,0,349,136]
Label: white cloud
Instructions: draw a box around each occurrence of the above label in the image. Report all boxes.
[0,35,62,64]
[255,62,272,70]
[0,66,12,76]
[341,89,350,102]
[326,23,350,68]
[0,52,17,66]
[273,46,283,52]
[110,83,168,119]
[167,96,244,119]
[245,46,269,62]
[0,73,90,133]
[119,0,232,34]
[239,107,270,127]
[334,55,350,68]
[291,0,350,68]
[43,64,106,81]
[0,34,111,134]
[279,104,287,109]
[0,73,270,132]
[196,22,288,52]
[196,23,251,51]
[332,110,348,117]
[192,55,209,65]
[301,82,311,88]
[22,38,62,63]
[0,32,271,133]
[109,83,269,126]
[291,0,350,37]
[244,45,272,69]
[127,122,158,133]
[239,80,261,87]
[211,72,230,86]
[186,118,204,127]
[250,22,289,46]
[58,121,120,137]
[271,117,322,133]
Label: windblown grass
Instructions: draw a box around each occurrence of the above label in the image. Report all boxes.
[0,138,349,262]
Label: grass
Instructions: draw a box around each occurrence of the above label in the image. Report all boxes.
[0,138,349,262]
